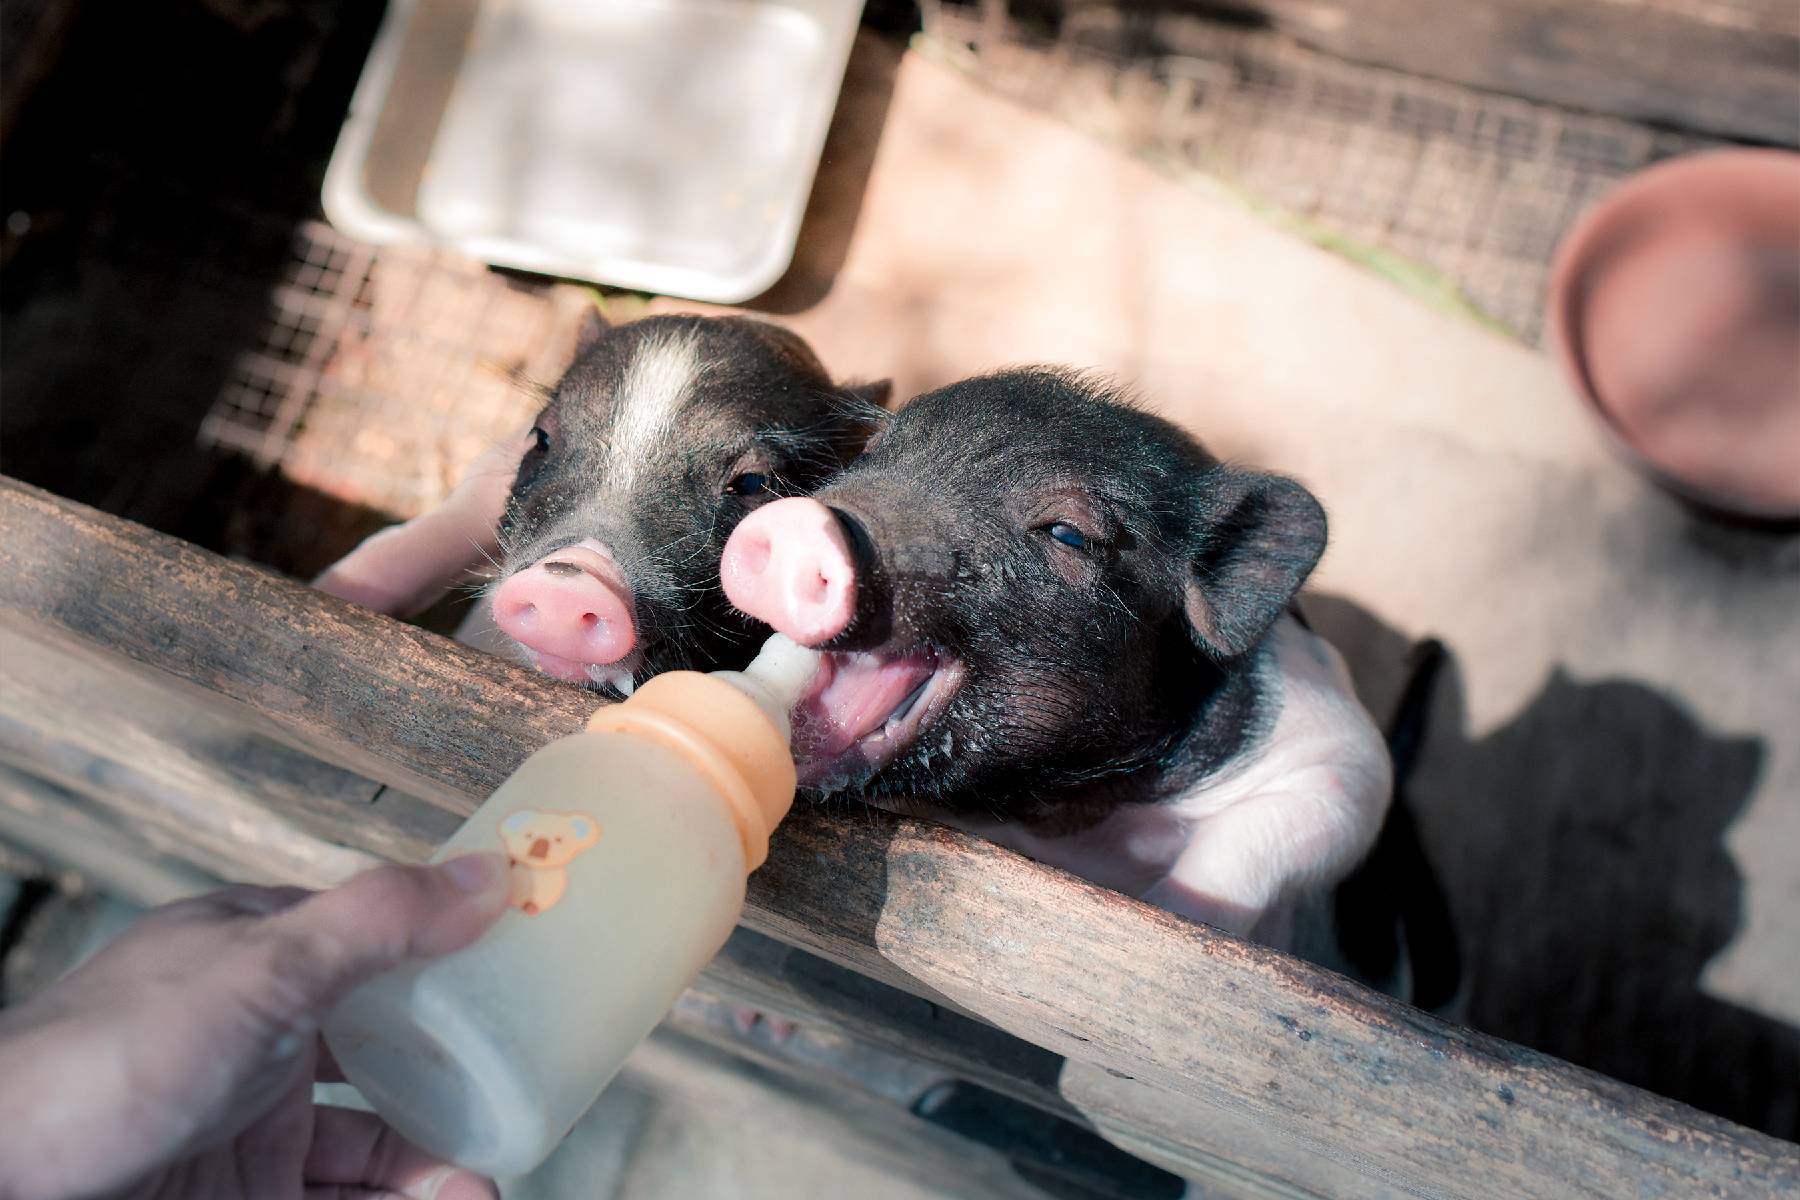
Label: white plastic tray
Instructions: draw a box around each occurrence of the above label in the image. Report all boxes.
[322,0,863,303]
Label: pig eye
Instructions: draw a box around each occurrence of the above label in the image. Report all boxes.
[1045,522,1089,550]
[530,426,551,454]
[725,472,769,498]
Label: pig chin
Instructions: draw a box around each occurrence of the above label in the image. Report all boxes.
[790,650,964,793]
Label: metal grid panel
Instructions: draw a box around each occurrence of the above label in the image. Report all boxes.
[199,223,588,518]
[926,6,1715,342]
[201,224,376,466]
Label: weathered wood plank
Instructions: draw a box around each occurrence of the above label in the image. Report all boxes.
[0,477,1794,1198]
[0,763,214,907]
[0,492,593,816]
[0,624,455,870]
[1107,0,1800,145]
[1060,1060,1398,1199]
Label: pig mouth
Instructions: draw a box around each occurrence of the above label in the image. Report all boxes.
[790,647,964,790]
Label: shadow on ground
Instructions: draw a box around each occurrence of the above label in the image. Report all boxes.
[1309,594,1794,1139]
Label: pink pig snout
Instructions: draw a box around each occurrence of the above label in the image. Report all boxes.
[721,497,858,645]
[492,543,636,671]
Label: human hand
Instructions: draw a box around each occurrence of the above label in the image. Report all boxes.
[0,855,512,1200]
[313,431,530,617]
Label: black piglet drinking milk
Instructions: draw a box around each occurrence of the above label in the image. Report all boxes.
[719,368,1392,947]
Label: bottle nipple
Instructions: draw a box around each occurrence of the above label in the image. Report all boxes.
[707,634,822,741]
[583,634,820,869]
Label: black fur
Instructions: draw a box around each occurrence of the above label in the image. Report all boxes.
[1334,638,1463,1010]
[808,368,1327,827]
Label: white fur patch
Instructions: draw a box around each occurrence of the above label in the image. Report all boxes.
[943,615,1392,947]
[608,332,704,492]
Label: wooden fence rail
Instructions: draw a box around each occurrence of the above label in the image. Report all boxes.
[1088,0,1800,146]
[1,476,1793,1198]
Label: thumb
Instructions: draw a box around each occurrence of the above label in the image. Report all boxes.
[252,853,511,1024]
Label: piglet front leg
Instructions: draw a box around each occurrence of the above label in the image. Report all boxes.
[1139,618,1394,941]
[1141,745,1392,940]
[313,432,529,617]
[1137,737,1389,942]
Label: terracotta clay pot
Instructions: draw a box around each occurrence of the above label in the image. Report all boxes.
[1547,149,1800,524]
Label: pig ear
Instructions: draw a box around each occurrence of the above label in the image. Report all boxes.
[831,381,892,459]
[572,306,608,358]
[843,379,892,409]
[1181,470,1326,661]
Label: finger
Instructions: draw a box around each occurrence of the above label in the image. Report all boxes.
[206,884,316,917]
[256,854,510,1019]
[303,1174,497,1200]
[304,1106,500,1199]
[304,1181,497,1200]
[141,883,315,929]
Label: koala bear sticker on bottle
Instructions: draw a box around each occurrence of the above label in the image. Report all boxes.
[499,809,601,915]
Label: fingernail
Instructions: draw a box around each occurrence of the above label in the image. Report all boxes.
[408,1166,451,1199]
[418,1166,501,1200]
[440,853,506,896]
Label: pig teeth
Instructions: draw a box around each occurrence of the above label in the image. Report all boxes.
[587,664,637,695]
[887,677,932,727]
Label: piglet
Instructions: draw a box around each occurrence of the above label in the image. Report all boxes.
[720,368,1391,944]
[317,314,885,693]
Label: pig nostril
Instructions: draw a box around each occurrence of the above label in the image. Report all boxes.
[509,602,539,631]
[579,612,600,629]
[803,571,829,604]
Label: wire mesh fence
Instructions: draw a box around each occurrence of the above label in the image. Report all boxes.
[182,4,1719,516]
[923,2,1713,341]
[198,223,588,518]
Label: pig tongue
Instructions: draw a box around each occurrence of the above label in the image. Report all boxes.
[792,650,937,759]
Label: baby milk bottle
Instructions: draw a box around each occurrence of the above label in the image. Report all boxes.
[322,634,819,1177]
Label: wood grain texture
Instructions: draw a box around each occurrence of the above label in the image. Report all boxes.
[0,476,1793,1198]
[1061,1060,1405,1199]
[1161,0,1800,145]
[0,627,391,886]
